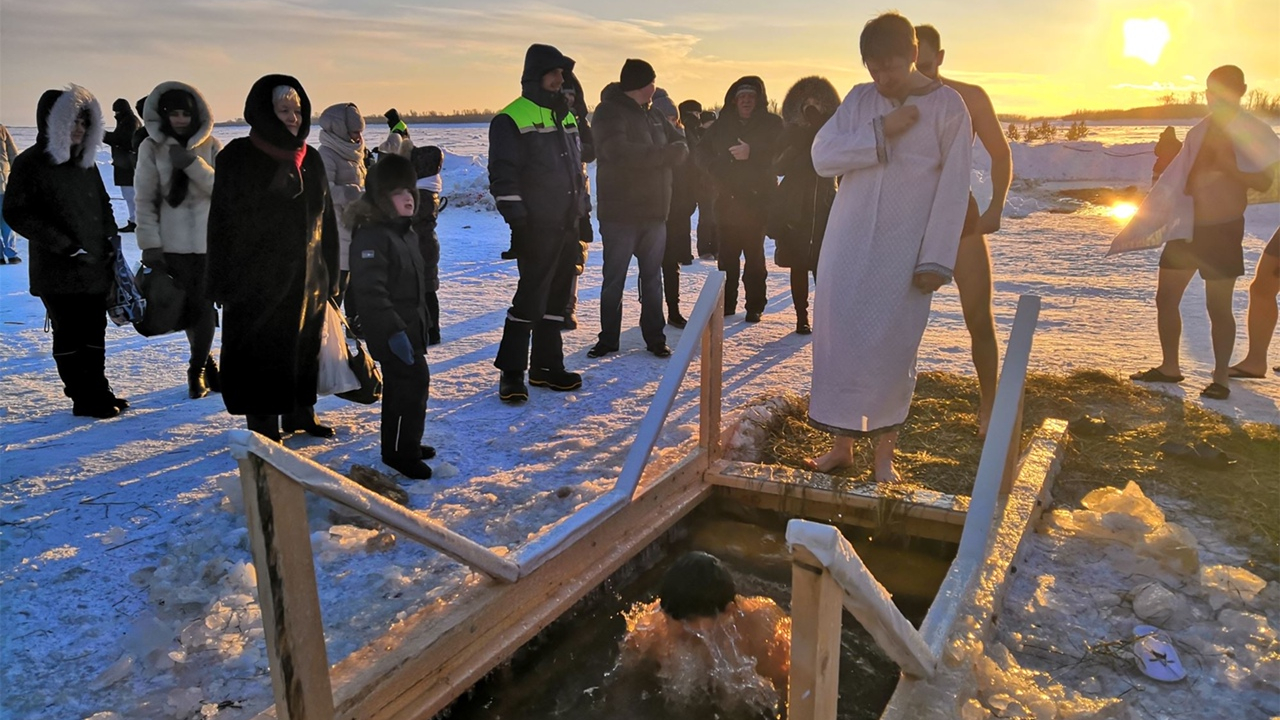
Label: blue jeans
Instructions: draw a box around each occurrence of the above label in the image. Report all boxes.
[0,192,17,260]
[598,220,666,350]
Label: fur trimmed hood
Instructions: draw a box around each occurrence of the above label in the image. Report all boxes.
[143,80,215,147]
[780,76,841,127]
[36,84,104,168]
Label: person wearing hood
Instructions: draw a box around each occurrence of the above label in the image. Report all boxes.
[379,109,414,158]
[135,81,224,399]
[348,154,435,479]
[317,102,368,330]
[588,60,687,359]
[695,76,783,322]
[769,76,840,335]
[206,75,341,441]
[3,85,130,418]
[103,98,141,233]
[0,124,21,263]
[488,43,589,403]
[805,13,973,481]
[651,87,696,329]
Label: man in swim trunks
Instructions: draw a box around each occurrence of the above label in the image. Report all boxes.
[915,25,1012,436]
[1229,226,1280,379]
[1131,66,1276,400]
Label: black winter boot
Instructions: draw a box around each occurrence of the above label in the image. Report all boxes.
[188,363,210,399]
[796,309,812,335]
[384,456,432,479]
[528,367,582,391]
[421,445,436,459]
[205,357,222,393]
[282,405,335,438]
[246,414,282,442]
[667,307,688,329]
[499,372,528,403]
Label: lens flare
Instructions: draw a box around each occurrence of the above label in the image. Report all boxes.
[1111,202,1138,220]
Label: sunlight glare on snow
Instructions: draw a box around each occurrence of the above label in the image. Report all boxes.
[1110,202,1138,220]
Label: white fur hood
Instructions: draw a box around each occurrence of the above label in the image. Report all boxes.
[143,81,215,148]
[37,84,105,168]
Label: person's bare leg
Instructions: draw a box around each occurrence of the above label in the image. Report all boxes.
[954,233,998,437]
[1230,253,1279,376]
[1203,277,1238,388]
[873,431,900,483]
[809,435,856,473]
[1153,268,1195,377]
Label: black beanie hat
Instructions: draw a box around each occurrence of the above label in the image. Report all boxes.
[619,58,656,92]
[113,98,131,114]
[159,89,197,116]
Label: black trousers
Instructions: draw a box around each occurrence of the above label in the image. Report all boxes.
[717,221,768,314]
[790,267,816,315]
[165,252,217,368]
[42,293,112,403]
[379,352,430,462]
[696,194,718,257]
[495,225,579,373]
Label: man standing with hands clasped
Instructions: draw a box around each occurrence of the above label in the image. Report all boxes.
[589,58,688,359]
[696,76,783,322]
[489,43,590,403]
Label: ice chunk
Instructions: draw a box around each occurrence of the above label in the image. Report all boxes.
[123,616,174,658]
[1217,609,1275,646]
[83,714,123,720]
[1136,522,1199,576]
[90,654,133,690]
[1131,582,1181,626]
[1200,565,1267,610]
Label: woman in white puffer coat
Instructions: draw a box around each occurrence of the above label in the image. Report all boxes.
[317,102,367,327]
[134,80,223,399]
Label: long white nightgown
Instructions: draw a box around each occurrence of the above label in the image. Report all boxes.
[807,81,973,435]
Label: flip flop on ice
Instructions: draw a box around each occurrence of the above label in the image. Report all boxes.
[1132,625,1186,682]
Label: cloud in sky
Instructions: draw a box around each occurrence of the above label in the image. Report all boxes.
[2,0,1277,126]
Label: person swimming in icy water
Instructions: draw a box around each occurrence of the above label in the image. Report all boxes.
[615,552,791,716]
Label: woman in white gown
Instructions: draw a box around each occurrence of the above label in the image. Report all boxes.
[806,12,972,482]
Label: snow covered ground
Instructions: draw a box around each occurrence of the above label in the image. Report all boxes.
[1,124,1277,719]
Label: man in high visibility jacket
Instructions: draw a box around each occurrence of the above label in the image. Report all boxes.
[490,43,589,403]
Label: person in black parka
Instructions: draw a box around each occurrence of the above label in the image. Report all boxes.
[206,74,340,441]
[3,85,130,418]
[103,98,141,232]
[489,43,589,403]
[348,154,434,480]
[769,76,840,335]
[695,76,783,321]
[409,144,444,346]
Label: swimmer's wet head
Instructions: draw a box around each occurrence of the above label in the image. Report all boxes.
[659,551,737,621]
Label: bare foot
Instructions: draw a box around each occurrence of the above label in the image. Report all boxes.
[977,403,993,441]
[1228,362,1268,379]
[874,459,902,484]
[806,447,856,473]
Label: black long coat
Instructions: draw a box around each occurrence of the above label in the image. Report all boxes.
[769,124,835,271]
[103,108,140,186]
[207,140,339,416]
[4,88,116,298]
[695,76,783,228]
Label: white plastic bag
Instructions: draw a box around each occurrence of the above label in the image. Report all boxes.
[318,302,360,396]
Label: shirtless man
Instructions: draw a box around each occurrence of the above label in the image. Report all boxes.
[1229,226,1280,379]
[1130,66,1275,400]
[915,25,1011,436]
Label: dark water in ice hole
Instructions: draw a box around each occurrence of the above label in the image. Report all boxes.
[436,502,957,720]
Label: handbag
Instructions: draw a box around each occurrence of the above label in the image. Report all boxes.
[329,302,382,405]
[106,236,146,327]
[133,266,188,337]
[318,301,361,396]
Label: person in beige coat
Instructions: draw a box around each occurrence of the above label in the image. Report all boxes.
[317,102,367,324]
[135,81,223,398]
[0,123,20,263]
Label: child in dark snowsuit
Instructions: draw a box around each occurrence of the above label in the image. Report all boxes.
[348,154,434,479]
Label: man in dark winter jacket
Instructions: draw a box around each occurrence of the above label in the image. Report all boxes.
[588,60,688,359]
[696,77,783,322]
[489,43,589,403]
[4,85,130,418]
[103,97,141,232]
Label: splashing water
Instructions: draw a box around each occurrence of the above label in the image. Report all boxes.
[617,596,792,717]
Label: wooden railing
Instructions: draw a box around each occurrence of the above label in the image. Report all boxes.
[785,294,1041,720]
[235,272,726,720]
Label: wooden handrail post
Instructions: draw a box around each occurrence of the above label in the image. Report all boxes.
[999,392,1025,495]
[788,545,843,720]
[238,456,335,720]
[700,277,725,461]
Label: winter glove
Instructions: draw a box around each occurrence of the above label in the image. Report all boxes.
[501,225,529,261]
[168,145,197,170]
[578,215,594,244]
[388,331,415,366]
[141,247,167,270]
[496,200,528,229]
[662,141,689,166]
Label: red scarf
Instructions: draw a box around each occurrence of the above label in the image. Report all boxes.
[249,130,306,174]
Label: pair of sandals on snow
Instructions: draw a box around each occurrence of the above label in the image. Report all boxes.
[1130,367,1241,400]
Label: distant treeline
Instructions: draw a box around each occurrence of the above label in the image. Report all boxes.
[364,109,498,124]
[999,89,1280,124]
